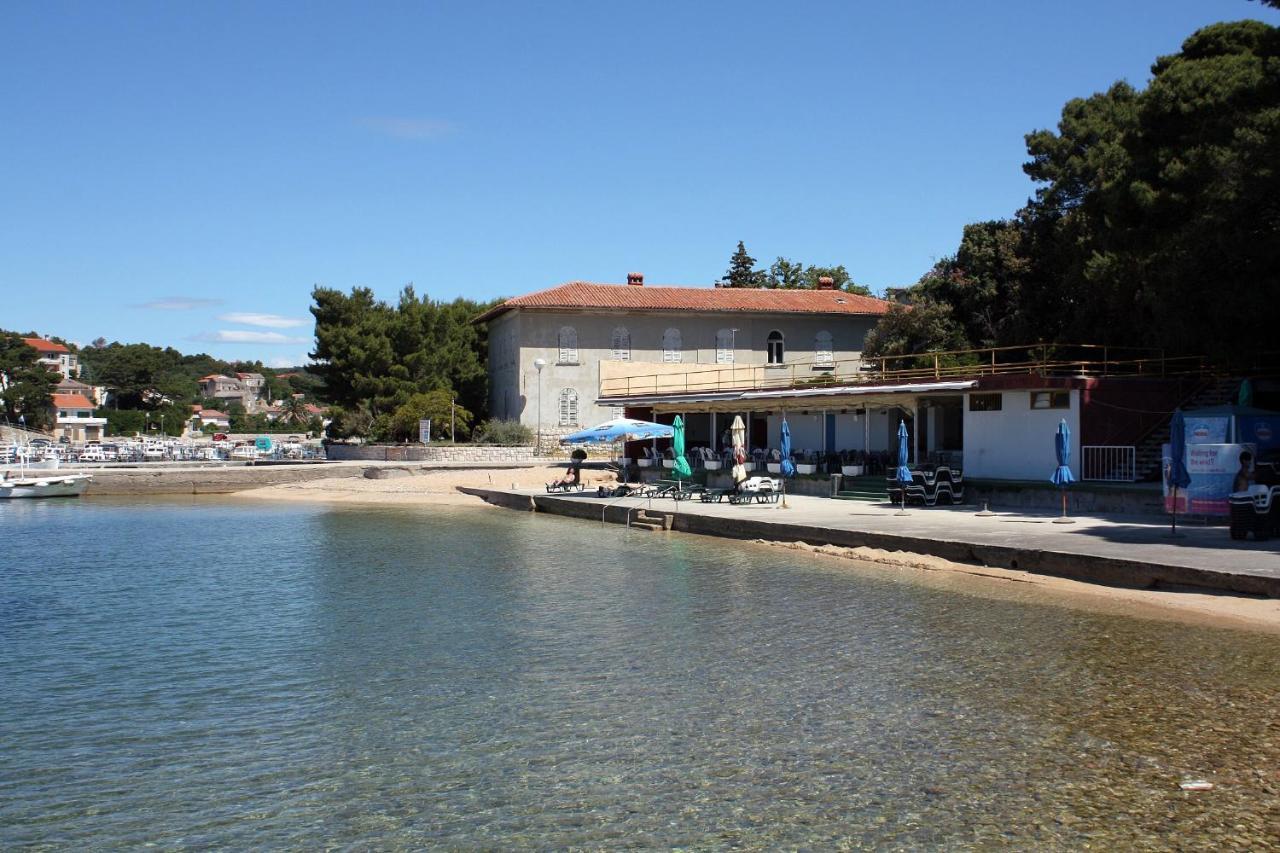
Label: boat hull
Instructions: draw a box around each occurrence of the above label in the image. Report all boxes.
[0,474,92,499]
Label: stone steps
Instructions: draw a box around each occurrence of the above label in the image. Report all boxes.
[632,510,672,531]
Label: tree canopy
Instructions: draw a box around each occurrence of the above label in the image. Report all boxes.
[309,285,497,433]
[866,20,1280,363]
[0,332,59,429]
[720,241,872,294]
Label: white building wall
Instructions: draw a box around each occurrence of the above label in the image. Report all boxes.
[489,306,881,438]
[963,389,1081,481]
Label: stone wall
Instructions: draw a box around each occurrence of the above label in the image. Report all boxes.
[325,444,543,463]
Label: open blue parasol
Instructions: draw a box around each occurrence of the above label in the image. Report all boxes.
[559,417,675,444]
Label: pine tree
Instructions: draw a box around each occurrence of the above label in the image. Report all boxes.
[721,241,764,288]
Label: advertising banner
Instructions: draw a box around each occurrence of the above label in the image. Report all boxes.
[1163,442,1255,515]
[419,418,432,444]
[1182,415,1230,445]
[1237,415,1280,453]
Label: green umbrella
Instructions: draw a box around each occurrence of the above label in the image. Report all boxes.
[1239,379,1254,408]
[672,415,692,479]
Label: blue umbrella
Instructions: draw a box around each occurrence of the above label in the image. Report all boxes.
[559,417,675,444]
[1167,408,1191,535]
[894,420,912,483]
[1050,419,1075,486]
[779,418,796,478]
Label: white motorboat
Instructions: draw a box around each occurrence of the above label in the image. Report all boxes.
[0,456,92,499]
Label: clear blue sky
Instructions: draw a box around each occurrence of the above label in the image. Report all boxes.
[2,0,1274,367]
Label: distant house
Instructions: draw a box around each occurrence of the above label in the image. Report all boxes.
[187,405,230,434]
[50,393,107,443]
[23,337,79,378]
[56,377,109,407]
[235,372,266,398]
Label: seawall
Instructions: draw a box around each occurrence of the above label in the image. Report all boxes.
[459,487,1280,599]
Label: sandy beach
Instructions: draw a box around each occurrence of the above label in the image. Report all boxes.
[229,465,1280,635]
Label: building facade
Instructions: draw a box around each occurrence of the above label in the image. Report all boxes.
[477,275,892,443]
[50,393,107,443]
[23,337,79,378]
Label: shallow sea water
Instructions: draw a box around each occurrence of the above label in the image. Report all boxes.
[2,497,1280,849]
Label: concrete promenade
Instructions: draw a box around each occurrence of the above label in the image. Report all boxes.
[463,487,1280,598]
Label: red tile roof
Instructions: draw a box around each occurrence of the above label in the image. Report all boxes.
[196,409,228,419]
[23,336,69,354]
[475,282,892,323]
[52,393,94,410]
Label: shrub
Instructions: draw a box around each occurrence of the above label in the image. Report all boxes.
[388,390,473,442]
[474,418,533,446]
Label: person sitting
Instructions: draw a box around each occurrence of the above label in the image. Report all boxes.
[1233,450,1254,493]
[548,463,581,489]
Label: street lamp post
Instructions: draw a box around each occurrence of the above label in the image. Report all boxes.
[533,358,546,454]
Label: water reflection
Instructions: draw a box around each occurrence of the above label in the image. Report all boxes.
[1,499,1278,848]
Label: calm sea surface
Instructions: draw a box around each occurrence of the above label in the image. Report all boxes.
[3,498,1280,849]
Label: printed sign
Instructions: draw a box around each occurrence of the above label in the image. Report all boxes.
[419,418,432,444]
[1238,415,1279,452]
[1163,442,1255,515]
[1183,415,1230,445]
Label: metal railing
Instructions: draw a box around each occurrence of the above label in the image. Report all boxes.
[1081,445,1137,482]
[598,342,1215,400]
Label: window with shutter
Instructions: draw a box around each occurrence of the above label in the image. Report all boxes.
[558,388,579,426]
[715,329,734,364]
[814,331,834,366]
[557,326,578,364]
[662,328,682,363]
[610,326,631,361]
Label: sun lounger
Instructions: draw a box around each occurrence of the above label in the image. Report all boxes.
[545,481,585,493]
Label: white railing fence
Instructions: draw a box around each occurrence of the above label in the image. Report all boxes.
[1081,445,1137,482]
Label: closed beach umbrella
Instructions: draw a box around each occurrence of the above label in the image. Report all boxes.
[779,418,796,478]
[671,415,692,480]
[1050,419,1075,523]
[730,415,747,484]
[1238,379,1254,408]
[1167,408,1192,535]
[894,420,912,483]
[1050,419,1075,486]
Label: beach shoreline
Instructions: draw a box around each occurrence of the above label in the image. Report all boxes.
[227,467,1280,635]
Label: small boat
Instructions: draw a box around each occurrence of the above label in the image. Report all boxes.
[0,447,92,499]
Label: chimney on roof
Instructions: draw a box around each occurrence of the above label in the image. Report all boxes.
[627,272,644,286]
[817,276,835,290]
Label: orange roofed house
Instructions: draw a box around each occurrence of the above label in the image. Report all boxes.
[23,337,80,378]
[476,273,893,447]
[50,393,107,443]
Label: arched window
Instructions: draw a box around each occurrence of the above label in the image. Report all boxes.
[715,329,735,364]
[662,328,682,363]
[767,330,785,365]
[558,388,579,426]
[610,326,631,361]
[814,330,834,366]
[558,326,578,364]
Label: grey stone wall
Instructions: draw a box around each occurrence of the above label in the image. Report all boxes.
[324,444,544,463]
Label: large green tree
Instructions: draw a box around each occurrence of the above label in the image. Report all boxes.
[0,332,58,429]
[866,19,1280,362]
[309,285,497,432]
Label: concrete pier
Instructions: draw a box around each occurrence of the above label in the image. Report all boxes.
[461,487,1280,598]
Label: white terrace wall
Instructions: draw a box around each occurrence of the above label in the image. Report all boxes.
[963,389,1081,481]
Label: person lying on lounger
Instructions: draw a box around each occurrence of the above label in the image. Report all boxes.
[548,464,581,489]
